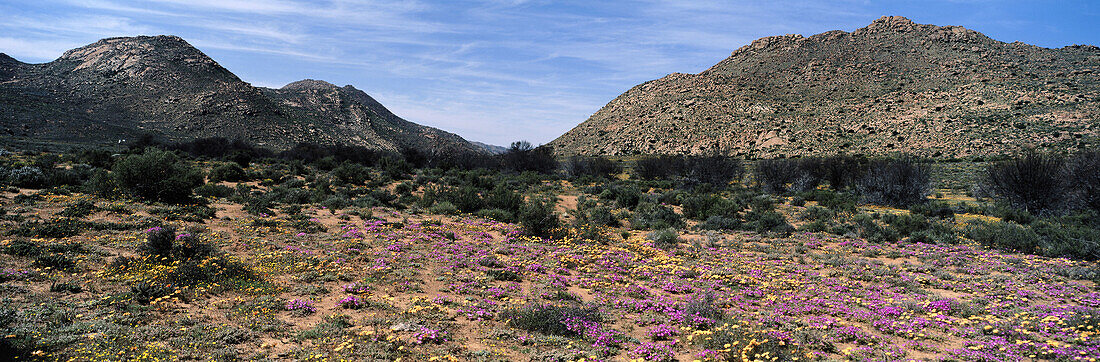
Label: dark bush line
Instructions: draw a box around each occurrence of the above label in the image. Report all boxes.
[633,155,744,186]
[754,155,868,194]
[980,150,1100,216]
[564,156,621,180]
[855,157,931,208]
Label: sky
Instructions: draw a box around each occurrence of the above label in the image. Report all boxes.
[0,1,1097,146]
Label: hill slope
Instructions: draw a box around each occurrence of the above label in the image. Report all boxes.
[550,16,1100,158]
[0,36,482,154]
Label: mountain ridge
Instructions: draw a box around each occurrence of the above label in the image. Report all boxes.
[549,16,1100,158]
[0,35,483,154]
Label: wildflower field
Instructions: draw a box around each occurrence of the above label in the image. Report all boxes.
[2,147,1100,361]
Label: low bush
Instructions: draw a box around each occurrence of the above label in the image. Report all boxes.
[195,183,234,198]
[701,215,740,230]
[799,206,834,222]
[909,201,955,219]
[11,218,83,238]
[634,156,687,180]
[475,208,515,222]
[519,197,561,237]
[981,152,1068,215]
[209,163,248,183]
[681,195,742,221]
[83,169,121,198]
[564,156,621,179]
[428,201,460,215]
[500,141,558,174]
[32,254,75,271]
[58,199,97,218]
[113,149,204,203]
[964,220,1041,255]
[755,159,815,194]
[142,226,176,257]
[3,240,42,256]
[5,166,47,188]
[743,197,792,235]
[856,157,930,207]
[853,214,899,242]
[882,213,929,238]
[486,269,522,282]
[332,162,370,185]
[647,229,680,250]
[630,202,684,230]
[502,304,601,337]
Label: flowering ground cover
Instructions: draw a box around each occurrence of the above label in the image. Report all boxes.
[3,185,1100,361]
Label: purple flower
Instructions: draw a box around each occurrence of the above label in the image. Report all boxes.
[285,299,316,313]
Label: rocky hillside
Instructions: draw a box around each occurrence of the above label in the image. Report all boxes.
[0,36,482,154]
[550,16,1100,158]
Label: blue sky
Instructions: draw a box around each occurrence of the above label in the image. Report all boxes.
[1,1,1097,145]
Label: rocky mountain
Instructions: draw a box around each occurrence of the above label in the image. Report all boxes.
[550,16,1100,158]
[0,35,482,154]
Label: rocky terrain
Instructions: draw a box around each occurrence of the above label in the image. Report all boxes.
[0,36,482,154]
[550,16,1100,158]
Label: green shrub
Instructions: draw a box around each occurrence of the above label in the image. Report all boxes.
[429,201,460,215]
[965,220,1041,255]
[195,183,234,198]
[475,208,515,222]
[131,282,171,305]
[58,199,96,218]
[484,184,524,213]
[630,202,684,230]
[332,162,370,185]
[799,220,828,233]
[502,304,600,336]
[519,197,561,238]
[209,163,247,183]
[142,226,176,257]
[681,195,741,221]
[701,216,741,230]
[113,149,204,203]
[801,190,857,212]
[149,204,216,222]
[572,201,620,227]
[83,169,121,198]
[909,201,955,219]
[647,228,680,250]
[853,214,899,242]
[751,211,793,235]
[11,218,83,238]
[3,239,42,256]
[990,204,1036,225]
[486,269,522,282]
[32,254,75,271]
[1030,219,1100,260]
[743,197,792,235]
[883,213,929,238]
[799,206,834,221]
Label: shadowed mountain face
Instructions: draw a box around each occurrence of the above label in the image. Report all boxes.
[550,16,1100,158]
[0,35,483,154]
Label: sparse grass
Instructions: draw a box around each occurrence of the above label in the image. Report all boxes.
[1,149,1098,361]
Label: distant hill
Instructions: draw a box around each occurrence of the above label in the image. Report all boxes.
[471,141,508,154]
[0,35,483,154]
[550,16,1100,158]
